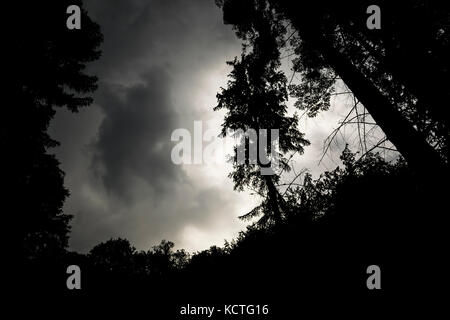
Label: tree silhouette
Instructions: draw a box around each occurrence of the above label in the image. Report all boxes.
[5,0,102,261]
[215,1,309,226]
[90,238,136,275]
[146,240,187,277]
[218,0,449,186]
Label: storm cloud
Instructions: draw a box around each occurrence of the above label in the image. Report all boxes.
[92,69,181,201]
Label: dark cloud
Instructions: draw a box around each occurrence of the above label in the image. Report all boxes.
[92,69,184,201]
[86,0,239,83]
[49,0,250,253]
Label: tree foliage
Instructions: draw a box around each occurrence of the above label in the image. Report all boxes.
[5,0,103,260]
[218,0,448,185]
[215,0,309,226]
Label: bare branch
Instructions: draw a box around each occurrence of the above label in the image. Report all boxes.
[281,168,308,197]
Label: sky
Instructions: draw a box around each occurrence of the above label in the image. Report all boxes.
[48,0,390,254]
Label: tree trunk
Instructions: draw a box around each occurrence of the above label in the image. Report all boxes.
[318,35,444,174]
[349,28,450,131]
[265,175,282,225]
[278,3,446,180]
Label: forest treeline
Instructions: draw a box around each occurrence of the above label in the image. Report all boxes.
[7,0,449,314]
[24,149,444,315]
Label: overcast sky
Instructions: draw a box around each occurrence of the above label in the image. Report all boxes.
[48,0,388,253]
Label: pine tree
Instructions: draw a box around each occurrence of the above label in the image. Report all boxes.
[4,0,103,260]
[215,0,309,226]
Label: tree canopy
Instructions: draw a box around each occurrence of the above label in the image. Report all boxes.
[5,0,103,260]
[215,1,309,226]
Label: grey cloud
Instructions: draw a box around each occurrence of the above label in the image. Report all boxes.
[92,69,184,201]
[49,0,246,253]
[86,0,239,83]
